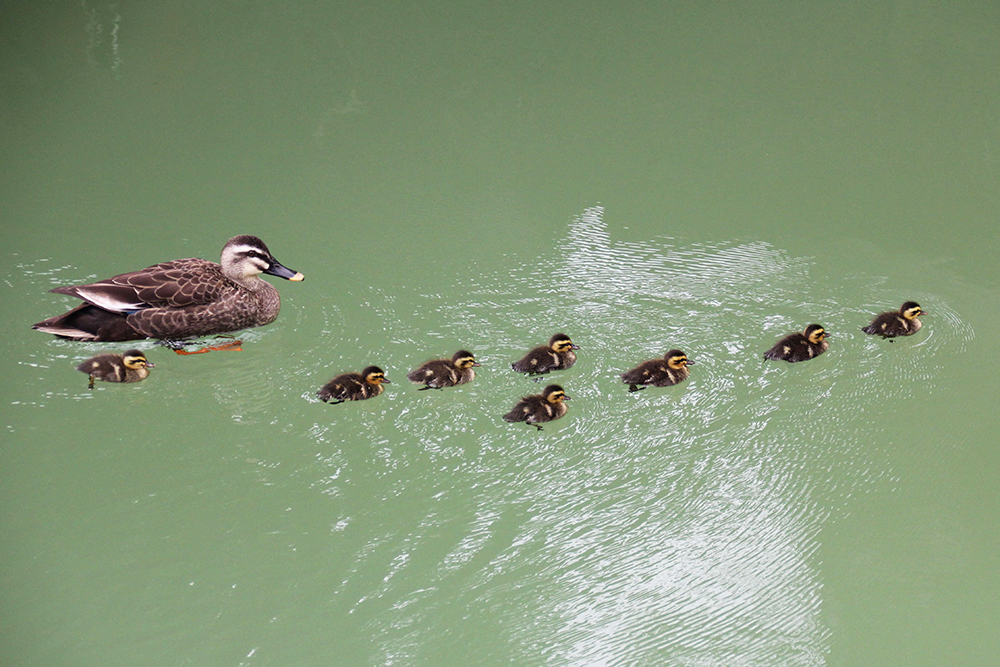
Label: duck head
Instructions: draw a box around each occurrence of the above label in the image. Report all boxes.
[222,235,304,282]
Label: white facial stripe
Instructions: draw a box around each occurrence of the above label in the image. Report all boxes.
[228,244,263,256]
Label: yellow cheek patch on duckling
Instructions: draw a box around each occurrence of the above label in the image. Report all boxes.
[122,356,148,369]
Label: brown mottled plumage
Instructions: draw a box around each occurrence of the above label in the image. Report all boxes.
[503,384,570,430]
[318,366,390,404]
[407,350,480,390]
[77,349,154,389]
[33,235,304,342]
[511,333,580,375]
[621,349,695,392]
[764,324,829,363]
[862,301,926,339]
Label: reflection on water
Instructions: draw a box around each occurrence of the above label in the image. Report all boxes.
[291,206,972,664]
[11,207,975,664]
[83,1,123,76]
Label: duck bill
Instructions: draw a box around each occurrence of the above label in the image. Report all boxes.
[685,360,696,365]
[265,261,305,281]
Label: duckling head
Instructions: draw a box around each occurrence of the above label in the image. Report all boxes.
[222,235,305,282]
[362,366,390,386]
[804,324,828,344]
[452,350,481,369]
[123,350,154,370]
[900,301,925,319]
[665,349,694,369]
[549,333,580,352]
[542,384,570,403]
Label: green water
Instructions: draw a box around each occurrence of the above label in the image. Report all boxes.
[2,2,999,665]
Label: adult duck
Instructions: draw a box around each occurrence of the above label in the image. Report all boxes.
[33,235,304,342]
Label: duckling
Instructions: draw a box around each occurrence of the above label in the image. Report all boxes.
[764,324,829,363]
[503,384,571,431]
[621,349,695,392]
[861,301,926,339]
[407,350,480,390]
[511,333,580,376]
[318,366,390,404]
[77,349,154,389]
[33,235,304,342]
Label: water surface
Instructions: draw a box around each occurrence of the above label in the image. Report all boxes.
[2,2,999,666]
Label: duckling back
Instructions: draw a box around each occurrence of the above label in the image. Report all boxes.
[77,349,154,388]
[511,334,579,375]
[318,366,389,403]
[408,350,479,389]
[621,349,693,391]
[764,324,829,363]
[503,384,570,430]
[862,302,925,338]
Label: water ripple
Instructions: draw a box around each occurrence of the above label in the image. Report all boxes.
[356,205,970,665]
[15,210,973,665]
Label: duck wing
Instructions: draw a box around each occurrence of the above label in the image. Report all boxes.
[52,258,227,313]
[503,395,543,422]
[862,312,899,336]
[511,347,558,374]
[621,360,657,384]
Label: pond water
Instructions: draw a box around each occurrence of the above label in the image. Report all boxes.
[2,2,999,666]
